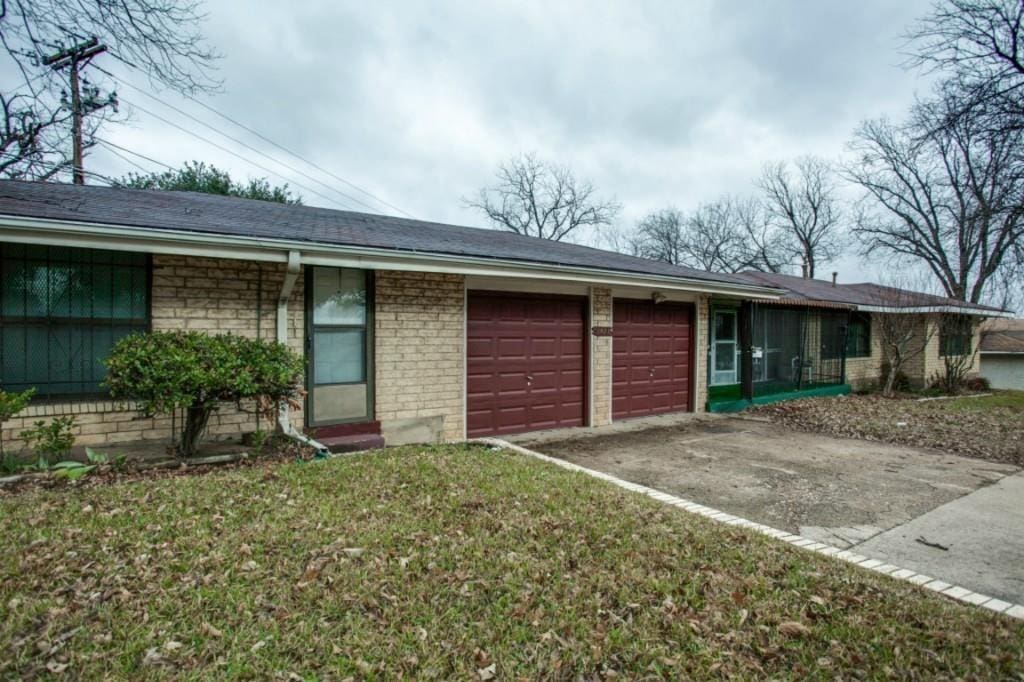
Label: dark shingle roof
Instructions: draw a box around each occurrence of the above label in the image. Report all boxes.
[737,271,1004,314]
[0,180,764,289]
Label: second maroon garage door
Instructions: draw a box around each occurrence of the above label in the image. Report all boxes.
[612,299,693,420]
[467,292,586,437]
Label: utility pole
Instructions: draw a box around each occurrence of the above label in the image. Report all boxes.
[42,37,117,185]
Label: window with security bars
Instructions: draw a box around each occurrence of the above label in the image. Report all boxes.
[0,243,150,397]
[939,314,972,357]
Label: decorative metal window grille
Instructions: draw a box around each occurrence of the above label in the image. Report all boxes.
[939,314,972,357]
[0,243,150,397]
[845,312,872,358]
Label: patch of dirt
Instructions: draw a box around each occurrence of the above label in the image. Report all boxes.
[0,441,316,496]
[751,395,1024,468]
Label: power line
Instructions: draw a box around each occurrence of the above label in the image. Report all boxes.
[111,98,357,211]
[95,137,176,171]
[100,55,416,219]
[96,138,158,174]
[111,84,385,214]
[186,96,418,219]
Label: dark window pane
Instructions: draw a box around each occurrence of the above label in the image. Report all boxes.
[0,243,150,396]
[714,311,736,341]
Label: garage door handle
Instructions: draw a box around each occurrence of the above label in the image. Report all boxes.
[526,375,533,384]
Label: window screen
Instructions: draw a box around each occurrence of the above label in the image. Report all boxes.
[845,312,871,358]
[0,244,150,396]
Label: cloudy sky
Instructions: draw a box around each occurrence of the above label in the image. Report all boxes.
[84,0,936,280]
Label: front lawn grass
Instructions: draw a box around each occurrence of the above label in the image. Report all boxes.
[947,389,1024,411]
[754,391,1024,466]
[1,444,1021,679]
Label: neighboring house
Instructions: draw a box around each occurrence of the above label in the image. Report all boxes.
[979,319,1024,390]
[707,271,1003,412]
[0,182,1008,451]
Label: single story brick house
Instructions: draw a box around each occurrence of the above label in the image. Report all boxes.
[0,181,1006,452]
[979,319,1024,390]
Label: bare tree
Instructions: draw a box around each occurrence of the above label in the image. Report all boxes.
[466,153,621,242]
[905,0,1024,132]
[600,225,645,257]
[845,96,1024,305]
[0,91,74,180]
[634,207,687,264]
[870,283,939,396]
[631,197,794,273]
[934,313,982,392]
[732,196,794,273]
[759,156,845,278]
[0,0,220,181]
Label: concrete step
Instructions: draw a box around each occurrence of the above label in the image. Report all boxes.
[319,434,385,454]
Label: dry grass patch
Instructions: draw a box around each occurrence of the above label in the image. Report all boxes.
[753,391,1024,467]
[1,444,1021,679]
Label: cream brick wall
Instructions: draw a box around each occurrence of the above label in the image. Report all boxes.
[2,255,304,454]
[847,313,982,390]
[920,315,983,385]
[694,296,709,413]
[844,314,885,390]
[374,271,465,443]
[590,287,613,427]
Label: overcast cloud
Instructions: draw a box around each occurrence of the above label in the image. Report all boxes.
[82,0,935,280]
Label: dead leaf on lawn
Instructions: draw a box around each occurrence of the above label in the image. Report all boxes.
[201,622,223,638]
[778,621,811,637]
[477,663,497,680]
[46,661,69,674]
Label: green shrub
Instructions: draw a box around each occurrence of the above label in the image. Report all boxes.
[0,387,34,458]
[20,416,76,465]
[104,331,305,457]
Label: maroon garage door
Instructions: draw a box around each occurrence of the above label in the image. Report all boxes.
[612,299,693,420]
[467,292,586,437]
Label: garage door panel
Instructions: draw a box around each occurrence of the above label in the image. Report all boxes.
[613,299,692,420]
[467,292,586,437]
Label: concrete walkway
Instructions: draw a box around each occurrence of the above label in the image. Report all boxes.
[854,472,1024,604]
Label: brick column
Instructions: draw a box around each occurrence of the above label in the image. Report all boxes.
[590,286,613,427]
[694,296,709,413]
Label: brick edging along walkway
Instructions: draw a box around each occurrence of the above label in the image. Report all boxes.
[478,437,1024,621]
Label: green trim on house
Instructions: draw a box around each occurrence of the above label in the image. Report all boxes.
[707,383,851,412]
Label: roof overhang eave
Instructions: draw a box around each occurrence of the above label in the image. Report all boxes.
[855,303,1013,318]
[0,214,785,299]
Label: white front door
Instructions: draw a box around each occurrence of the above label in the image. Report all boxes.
[711,309,738,385]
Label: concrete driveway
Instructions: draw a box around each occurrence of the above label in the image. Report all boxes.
[513,413,1024,605]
